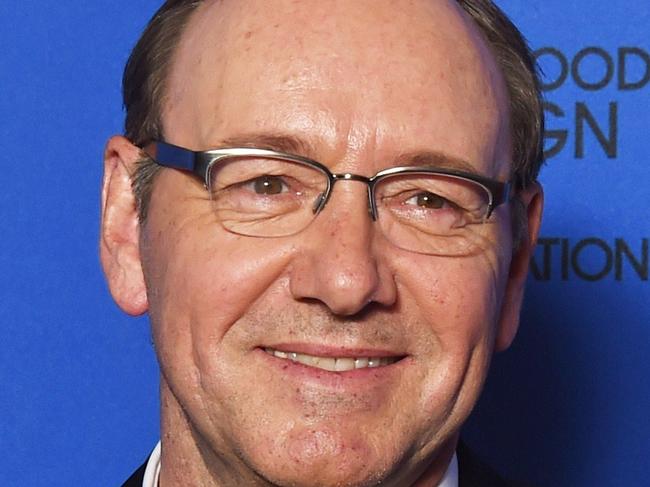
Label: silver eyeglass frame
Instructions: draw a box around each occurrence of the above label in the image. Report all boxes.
[142,140,511,220]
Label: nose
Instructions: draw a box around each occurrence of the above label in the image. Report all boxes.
[288,182,397,316]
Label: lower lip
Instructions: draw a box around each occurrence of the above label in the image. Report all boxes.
[255,348,409,390]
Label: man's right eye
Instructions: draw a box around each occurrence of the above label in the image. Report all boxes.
[250,175,287,195]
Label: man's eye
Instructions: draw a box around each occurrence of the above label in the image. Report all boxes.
[406,192,449,209]
[251,176,287,195]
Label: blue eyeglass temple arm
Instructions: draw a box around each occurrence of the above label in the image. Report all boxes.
[143,141,196,171]
[142,140,213,182]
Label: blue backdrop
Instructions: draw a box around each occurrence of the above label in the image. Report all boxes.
[1,2,648,486]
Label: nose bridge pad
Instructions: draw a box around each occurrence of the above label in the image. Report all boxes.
[312,179,335,215]
[367,184,378,220]
[312,192,327,214]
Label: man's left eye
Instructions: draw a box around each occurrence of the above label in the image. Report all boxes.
[405,192,450,209]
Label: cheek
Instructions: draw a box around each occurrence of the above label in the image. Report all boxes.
[140,184,296,400]
[144,196,289,325]
[394,247,507,422]
[400,254,503,346]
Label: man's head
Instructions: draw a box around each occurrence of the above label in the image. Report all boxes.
[101,1,544,485]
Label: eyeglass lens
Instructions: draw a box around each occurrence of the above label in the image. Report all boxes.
[208,156,494,255]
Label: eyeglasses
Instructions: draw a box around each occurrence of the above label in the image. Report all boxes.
[142,140,511,256]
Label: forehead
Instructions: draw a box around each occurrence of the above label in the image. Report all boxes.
[163,0,510,175]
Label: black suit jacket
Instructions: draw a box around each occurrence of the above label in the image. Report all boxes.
[122,460,147,487]
[121,442,526,487]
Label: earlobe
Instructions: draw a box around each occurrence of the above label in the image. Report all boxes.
[100,135,149,316]
[495,182,544,352]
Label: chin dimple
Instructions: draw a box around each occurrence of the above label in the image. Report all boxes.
[264,348,399,372]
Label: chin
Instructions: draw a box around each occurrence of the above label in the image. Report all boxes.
[257,463,390,487]
[241,428,403,487]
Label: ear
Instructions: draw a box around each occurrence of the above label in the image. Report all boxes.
[100,135,148,315]
[494,182,544,352]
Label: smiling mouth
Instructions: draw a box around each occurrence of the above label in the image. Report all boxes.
[263,347,402,372]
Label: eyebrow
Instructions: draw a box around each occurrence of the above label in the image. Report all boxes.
[393,150,480,175]
[214,133,317,158]
[212,132,481,175]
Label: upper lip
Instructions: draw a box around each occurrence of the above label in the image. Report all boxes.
[261,343,407,358]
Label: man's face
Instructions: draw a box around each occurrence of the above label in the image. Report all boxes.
[104,0,539,485]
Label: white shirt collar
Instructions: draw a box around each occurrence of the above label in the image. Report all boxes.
[439,451,459,487]
[142,441,161,487]
[141,441,458,487]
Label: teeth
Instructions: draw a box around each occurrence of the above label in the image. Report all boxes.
[317,357,337,371]
[354,357,369,368]
[335,358,355,372]
[264,348,398,372]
